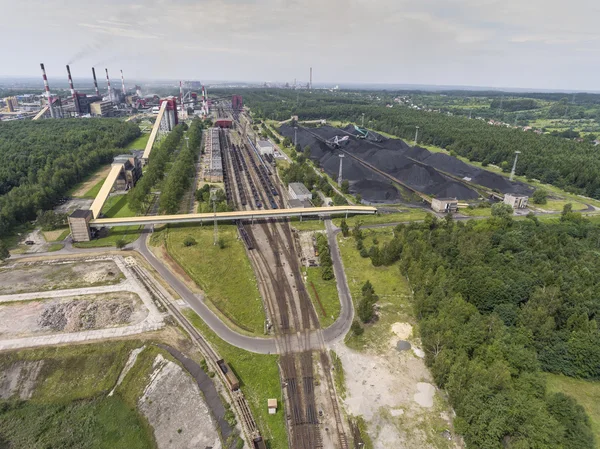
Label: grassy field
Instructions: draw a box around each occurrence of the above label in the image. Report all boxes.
[68,164,111,199]
[459,207,493,217]
[73,195,141,248]
[0,341,156,449]
[183,309,287,449]
[545,374,600,446]
[332,209,429,227]
[47,243,64,252]
[337,230,413,352]
[82,178,107,199]
[42,227,70,242]
[289,218,325,231]
[535,199,589,212]
[158,223,265,334]
[305,267,341,328]
[125,133,151,150]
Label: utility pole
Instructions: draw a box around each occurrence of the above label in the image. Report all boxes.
[414,126,420,145]
[294,126,298,147]
[210,188,218,245]
[361,113,365,127]
[510,151,521,181]
[337,153,344,186]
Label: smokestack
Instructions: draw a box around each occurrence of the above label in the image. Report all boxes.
[105,68,112,103]
[120,69,126,96]
[66,64,80,114]
[91,67,100,98]
[310,67,312,90]
[179,81,184,114]
[40,63,55,118]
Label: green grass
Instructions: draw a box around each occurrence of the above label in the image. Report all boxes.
[183,309,287,449]
[73,195,141,249]
[159,224,265,334]
[337,231,413,352]
[125,133,151,150]
[0,397,155,449]
[330,350,346,399]
[0,341,170,449]
[289,217,325,231]
[82,177,107,199]
[535,199,588,212]
[459,207,492,217]
[47,243,64,252]
[67,164,110,198]
[545,374,600,446]
[332,209,429,227]
[305,267,340,328]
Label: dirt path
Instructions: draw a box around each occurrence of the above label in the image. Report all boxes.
[71,165,111,198]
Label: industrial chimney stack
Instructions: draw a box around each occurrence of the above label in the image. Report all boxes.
[66,65,80,114]
[40,63,55,118]
[120,69,126,96]
[105,68,112,103]
[91,67,100,98]
[179,81,184,115]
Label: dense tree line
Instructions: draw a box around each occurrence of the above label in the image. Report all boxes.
[159,120,204,214]
[0,119,139,236]
[315,234,334,280]
[239,89,600,198]
[489,98,539,112]
[358,211,599,447]
[128,124,185,213]
[195,184,231,213]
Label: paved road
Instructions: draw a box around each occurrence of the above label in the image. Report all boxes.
[134,232,278,355]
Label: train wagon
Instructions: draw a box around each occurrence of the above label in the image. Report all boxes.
[217,359,240,391]
[253,436,267,449]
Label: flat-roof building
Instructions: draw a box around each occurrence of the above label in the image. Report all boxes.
[68,209,93,242]
[204,128,223,183]
[90,100,114,117]
[431,197,458,213]
[504,194,529,209]
[257,140,274,156]
[288,182,312,202]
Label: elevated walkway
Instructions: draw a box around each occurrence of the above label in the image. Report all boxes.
[90,205,377,228]
[89,164,124,219]
[142,101,168,161]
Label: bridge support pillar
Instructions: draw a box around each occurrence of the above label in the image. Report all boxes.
[68,209,93,242]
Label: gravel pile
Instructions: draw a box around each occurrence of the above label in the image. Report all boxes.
[38,299,135,332]
[278,124,532,201]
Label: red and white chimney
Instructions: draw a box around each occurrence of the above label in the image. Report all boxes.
[120,69,126,96]
[91,67,100,97]
[66,64,80,114]
[40,63,55,118]
[105,68,112,103]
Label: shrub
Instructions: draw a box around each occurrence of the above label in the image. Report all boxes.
[183,236,197,247]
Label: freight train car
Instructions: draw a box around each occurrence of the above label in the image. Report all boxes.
[217,359,239,391]
[253,437,267,449]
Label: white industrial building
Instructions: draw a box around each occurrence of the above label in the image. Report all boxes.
[288,182,312,202]
[431,197,458,213]
[504,194,529,209]
[257,140,274,156]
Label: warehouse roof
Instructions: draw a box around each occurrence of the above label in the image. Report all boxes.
[257,140,273,148]
[289,182,311,197]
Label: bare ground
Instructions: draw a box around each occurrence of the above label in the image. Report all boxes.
[332,321,462,449]
[0,292,147,339]
[0,259,124,294]
[139,354,221,449]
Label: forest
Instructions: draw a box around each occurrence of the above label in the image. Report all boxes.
[0,119,139,236]
[353,208,598,448]
[234,89,600,198]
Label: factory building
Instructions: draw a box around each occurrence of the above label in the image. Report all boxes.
[68,209,93,242]
[431,197,458,213]
[504,194,529,209]
[232,95,243,110]
[4,97,18,112]
[288,182,312,202]
[112,154,142,190]
[257,140,274,156]
[215,118,233,128]
[160,97,179,132]
[90,100,114,117]
[204,128,223,183]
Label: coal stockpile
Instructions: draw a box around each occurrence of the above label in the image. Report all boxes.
[279,124,532,201]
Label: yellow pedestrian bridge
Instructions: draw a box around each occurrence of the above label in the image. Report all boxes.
[89,206,377,228]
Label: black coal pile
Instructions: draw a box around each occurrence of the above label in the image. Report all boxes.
[278,124,533,201]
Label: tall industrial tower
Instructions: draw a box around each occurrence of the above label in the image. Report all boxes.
[414,126,420,145]
[120,70,126,96]
[91,67,100,97]
[66,65,80,114]
[40,63,55,118]
[105,68,113,103]
[337,153,344,186]
[510,151,521,181]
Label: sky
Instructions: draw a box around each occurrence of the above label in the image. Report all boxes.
[1,0,599,91]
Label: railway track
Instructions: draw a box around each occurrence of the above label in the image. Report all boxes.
[221,112,349,449]
[129,263,261,442]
